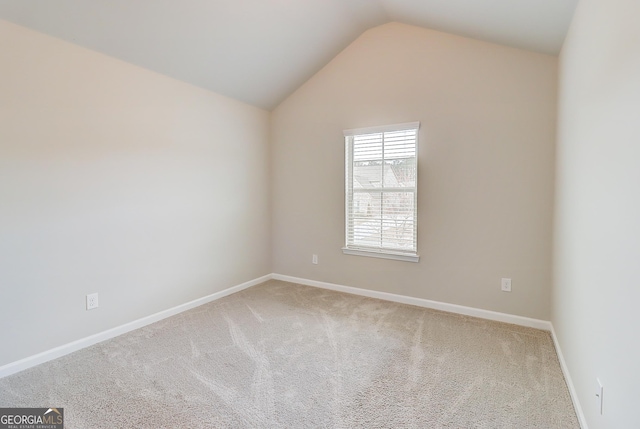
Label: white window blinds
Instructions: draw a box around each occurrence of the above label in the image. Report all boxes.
[344,122,419,261]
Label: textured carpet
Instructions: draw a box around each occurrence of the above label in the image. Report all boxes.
[0,280,579,428]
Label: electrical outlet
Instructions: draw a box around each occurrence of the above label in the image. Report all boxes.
[312,254,318,265]
[501,278,512,292]
[596,378,604,415]
[86,293,99,310]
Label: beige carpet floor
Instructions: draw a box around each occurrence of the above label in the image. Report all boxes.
[0,280,579,428]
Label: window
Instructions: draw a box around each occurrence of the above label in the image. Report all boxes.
[343,122,419,262]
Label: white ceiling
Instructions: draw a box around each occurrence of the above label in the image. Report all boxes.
[0,0,578,110]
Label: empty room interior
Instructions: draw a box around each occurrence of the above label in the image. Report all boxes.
[0,0,638,428]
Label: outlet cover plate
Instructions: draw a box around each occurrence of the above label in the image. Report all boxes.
[501,278,512,292]
[86,293,99,310]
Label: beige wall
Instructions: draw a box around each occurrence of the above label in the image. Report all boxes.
[553,0,640,427]
[0,20,271,367]
[271,23,557,320]
[272,23,557,320]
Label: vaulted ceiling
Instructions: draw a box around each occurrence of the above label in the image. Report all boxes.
[0,0,578,110]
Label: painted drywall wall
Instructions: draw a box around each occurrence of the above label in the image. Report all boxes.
[0,20,271,367]
[553,0,640,427]
[271,22,557,320]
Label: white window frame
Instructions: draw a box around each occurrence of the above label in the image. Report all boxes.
[343,122,420,263]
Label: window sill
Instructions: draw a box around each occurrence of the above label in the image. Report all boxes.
[342,247,420,263]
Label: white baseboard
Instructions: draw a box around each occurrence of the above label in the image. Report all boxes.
[550,325,588,429]
[272,273,552,331]
[0,274,271,379]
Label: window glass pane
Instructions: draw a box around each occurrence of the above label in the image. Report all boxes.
[351,192,381,247]
[354,161,383,188]
[383,158,415,188]
[352,191,381,218]
[381,192,415,250]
